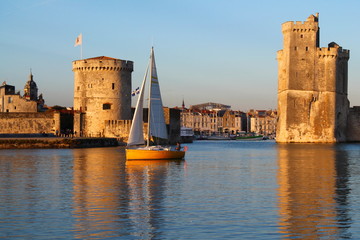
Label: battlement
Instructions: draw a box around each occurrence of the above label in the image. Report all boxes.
[282,14,319,33]
[317,45,350,59]
[72,57,133,72]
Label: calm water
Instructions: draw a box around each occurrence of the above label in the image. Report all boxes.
[1,141,360,239]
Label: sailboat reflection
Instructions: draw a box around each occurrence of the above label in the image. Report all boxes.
[125,159,184,238]
[277,144,351,239]
[71,147,184,239]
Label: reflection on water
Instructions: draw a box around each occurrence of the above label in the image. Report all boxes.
[2,142,360,239]
[71,147,185,239]
[72,147,126,239]
[277,144,351,239]
[125,160,184,239]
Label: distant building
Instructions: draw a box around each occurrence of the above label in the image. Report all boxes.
[190,102,231,111]
[181,104,246,136]
[23,71,38,101]
[248,110,277,137]
[0,72,59,135]
[0,72,45,113]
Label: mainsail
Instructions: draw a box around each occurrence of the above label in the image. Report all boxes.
[148,47,168,141]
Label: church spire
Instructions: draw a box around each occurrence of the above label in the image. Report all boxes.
[24,70,38,101]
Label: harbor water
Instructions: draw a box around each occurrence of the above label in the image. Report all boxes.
[1,140,360,239]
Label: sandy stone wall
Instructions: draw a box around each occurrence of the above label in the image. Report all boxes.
[276,14,350,143]
[72,56,133,137]
[0,112,59,134]
[1,94,37,112]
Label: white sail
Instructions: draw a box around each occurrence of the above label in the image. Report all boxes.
[148,47,168,140]
[127,65,148,146]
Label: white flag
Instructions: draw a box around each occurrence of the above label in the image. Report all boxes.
[74,34,82,47]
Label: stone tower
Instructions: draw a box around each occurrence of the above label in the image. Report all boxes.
[276,13,350,143]
[72,56,133,137]
[24,71,38,101]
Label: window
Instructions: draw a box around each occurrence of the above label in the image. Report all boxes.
[112,83,115,90]
[103,103,111,110]
[306,47,308,51]
[8,97,12,103]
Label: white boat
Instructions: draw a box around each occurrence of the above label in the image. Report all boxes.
[180,127,194,143]
[126,47,186,160]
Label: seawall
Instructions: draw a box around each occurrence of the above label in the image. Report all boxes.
[0,137,123,149]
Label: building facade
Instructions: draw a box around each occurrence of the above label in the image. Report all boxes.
[248,110,277,138]
[181,105,246,136]
[276,13,350,143]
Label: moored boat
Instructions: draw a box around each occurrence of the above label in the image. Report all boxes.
[235,135,265,141]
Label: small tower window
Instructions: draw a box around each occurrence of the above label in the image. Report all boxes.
[306,47,308,51]
[103,103,111,110]
[300,34,303,38]
[112,83,115,90]
[294,46,297,51]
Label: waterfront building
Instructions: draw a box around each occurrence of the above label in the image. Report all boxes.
[248,110,277,138]
[181,103,246,136]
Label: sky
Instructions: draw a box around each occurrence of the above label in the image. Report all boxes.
[1,0,360,111]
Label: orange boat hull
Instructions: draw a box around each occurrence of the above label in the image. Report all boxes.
[126,148,185,160]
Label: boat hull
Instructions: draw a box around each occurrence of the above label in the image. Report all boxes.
[126,148,185,160]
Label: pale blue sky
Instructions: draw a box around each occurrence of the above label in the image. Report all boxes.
[1,0,360,110]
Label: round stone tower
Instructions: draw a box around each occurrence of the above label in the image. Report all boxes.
[72,56,133,137]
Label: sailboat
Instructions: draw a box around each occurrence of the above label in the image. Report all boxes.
[125,47,186,160]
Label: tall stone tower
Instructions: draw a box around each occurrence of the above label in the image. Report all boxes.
[276,14,350,143]
[72,56,133,137]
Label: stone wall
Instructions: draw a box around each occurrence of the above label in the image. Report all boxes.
[276,14,350,143]
[347,107,360,142]
[72,56,133,137]
[1,93,37,112]
[0,112,60,134]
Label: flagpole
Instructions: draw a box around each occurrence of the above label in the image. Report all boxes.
[80,33,83,59]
